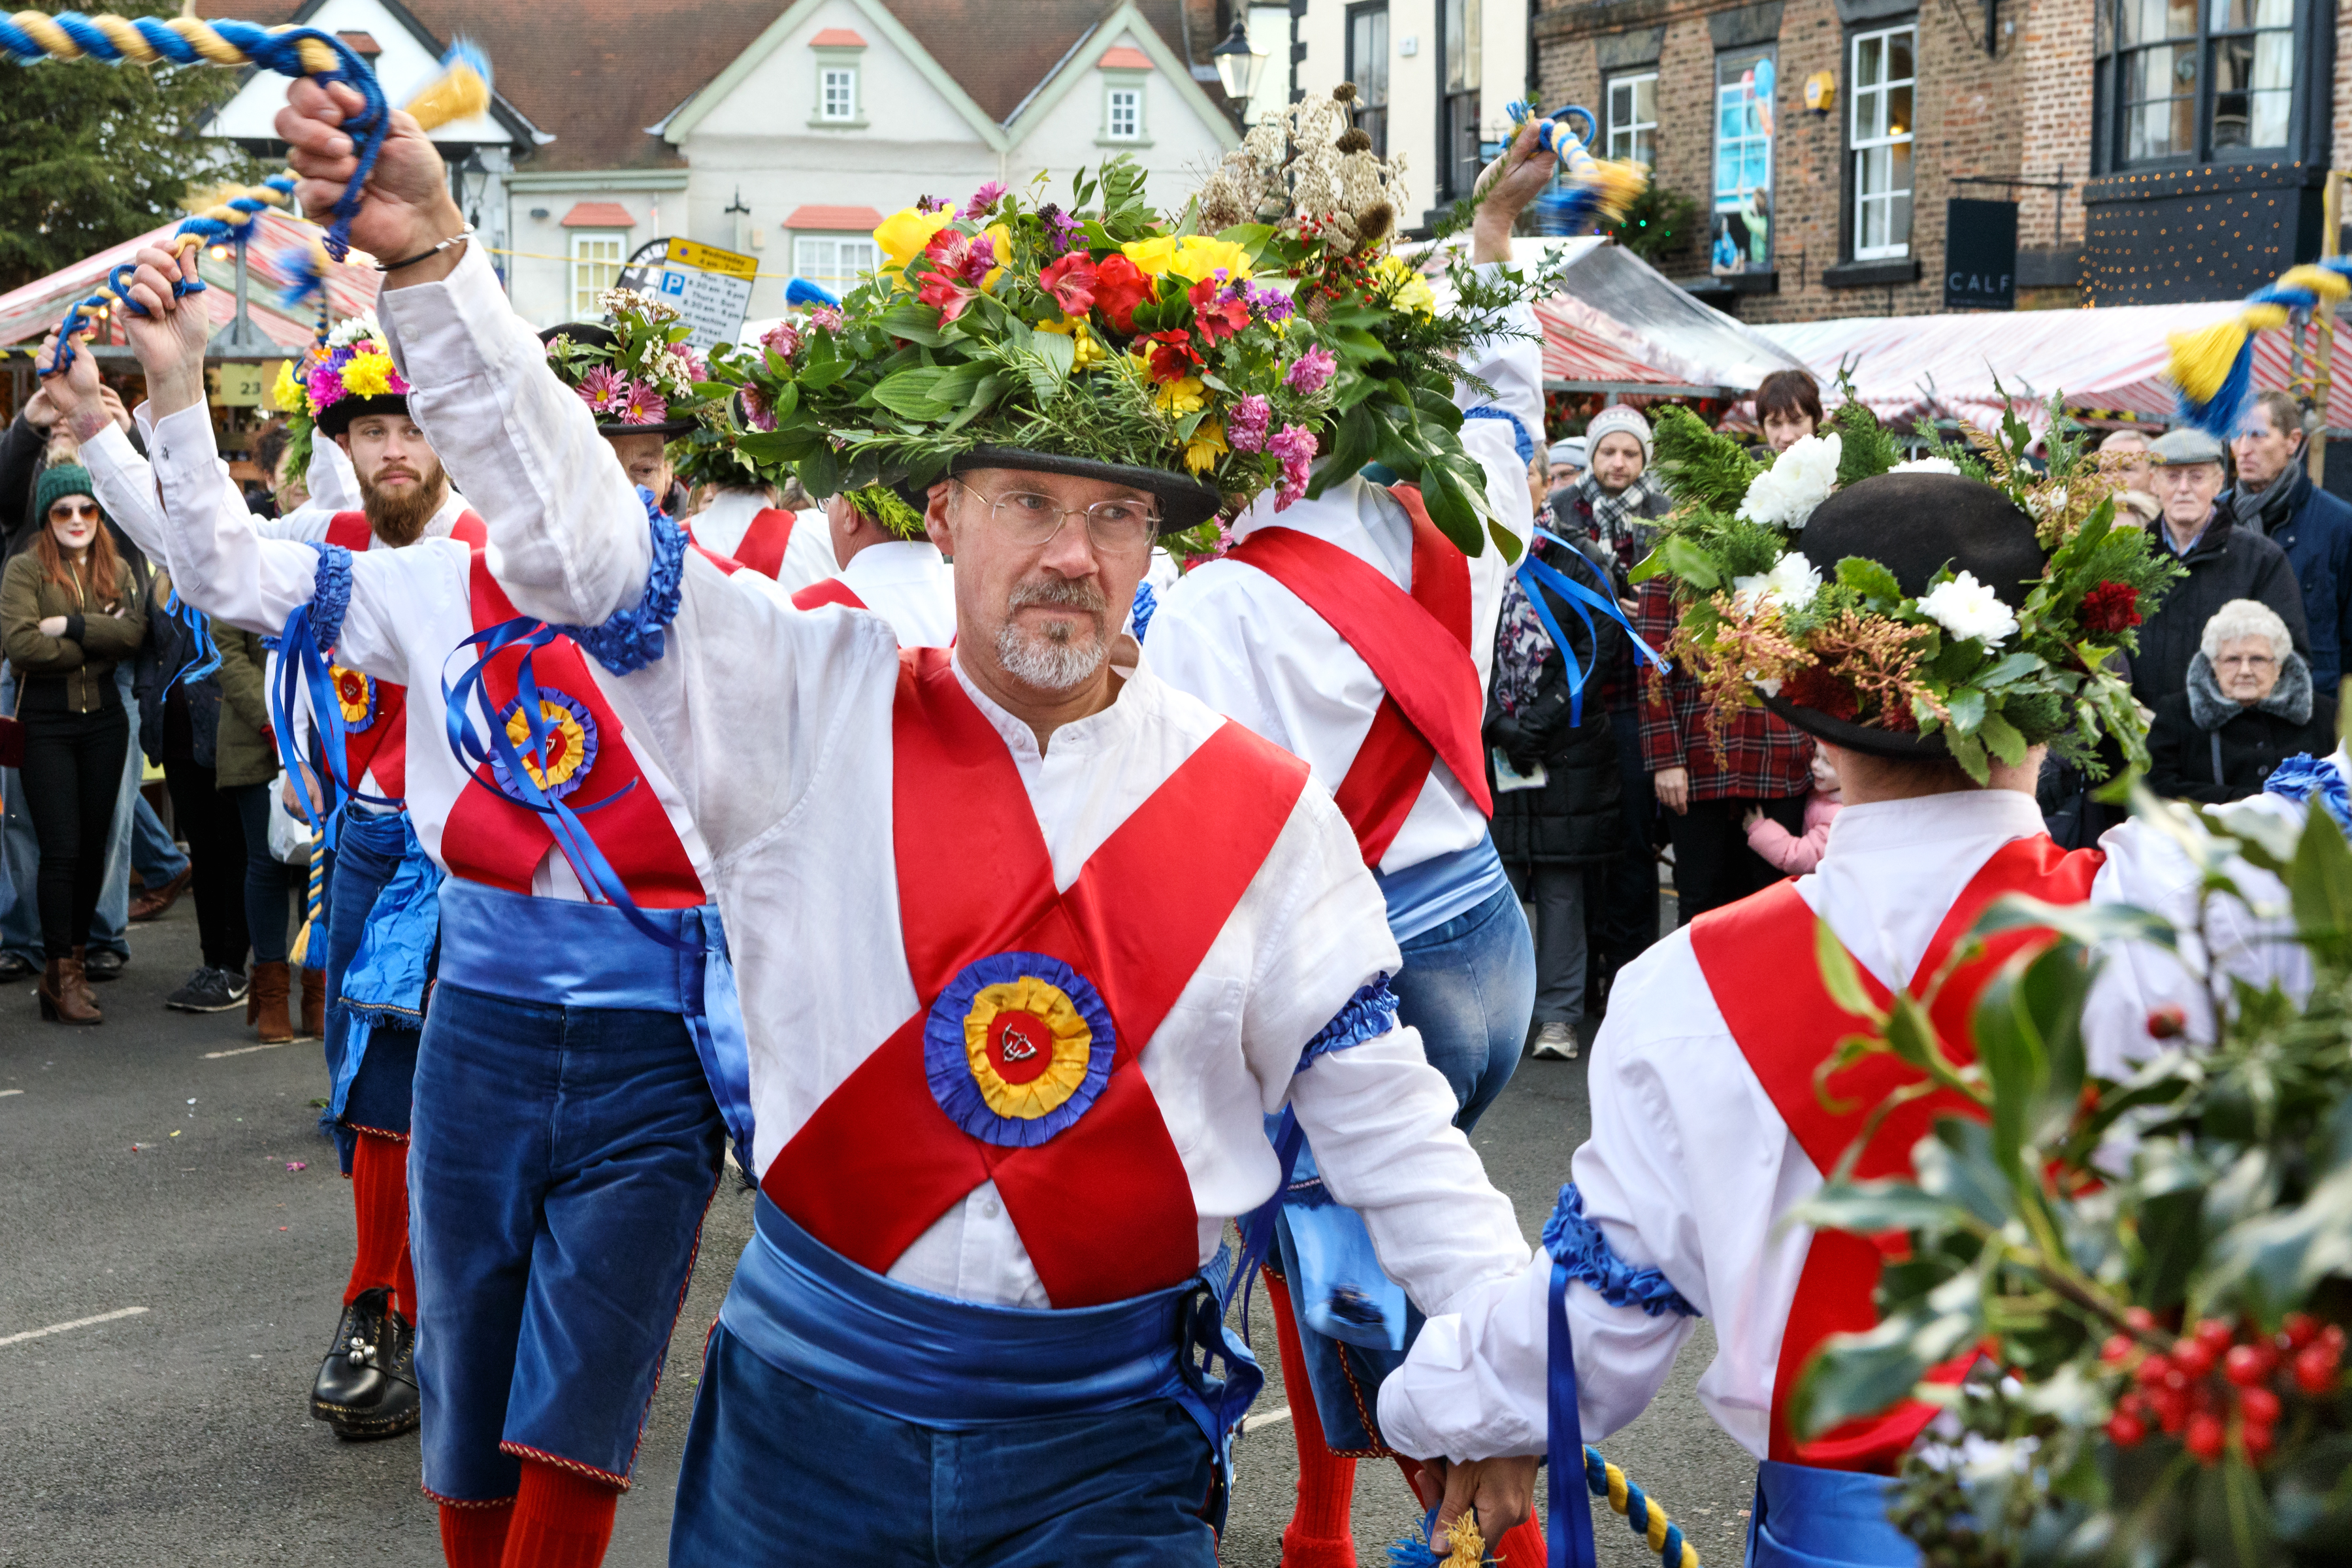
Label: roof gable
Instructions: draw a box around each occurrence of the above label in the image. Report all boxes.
[198,0,535,148]
[1001,7,1236,149]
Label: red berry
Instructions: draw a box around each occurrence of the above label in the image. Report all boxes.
[2185,1412,2226,1463]
[2238,1385,2281,1425]
[2195,1318,2236,1352]
[2105,1412,2148,1446]
[2125,1307,2159,1334]
[2147,1005,2187,1038]
[2322,1324,2346,1354]
[2174,1340,2215,1378]
[2102,1334,2136,1364]
[2224,1345,2269,1386]
[2293,1345,2340,1396]
[2118,1391,2148,1418]
[2135,1352,2172,1385]
[2152,1392,2188,1433]
[2282,1313,2319,1349]
[2242,1421,2276,1462]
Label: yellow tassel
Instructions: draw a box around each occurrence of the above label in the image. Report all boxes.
[2280,264,2351,304]
[402,55,489,132]
[1591,158,1652,224]
[2240,302,2291,331]
[1442,1512,1484,1567]
[2166,318,2249,404]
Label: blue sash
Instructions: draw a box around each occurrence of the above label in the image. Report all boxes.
[329,810,439,1120]
[436,877,755,1152]
[1746,1461,1920,1568]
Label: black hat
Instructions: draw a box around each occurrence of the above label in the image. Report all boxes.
[538,321,701,438]
[1761,470,2047,760]
[947,446,1224,533]
[314,391,411,439]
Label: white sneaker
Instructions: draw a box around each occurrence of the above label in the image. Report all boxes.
[1531,1021,1578,1060]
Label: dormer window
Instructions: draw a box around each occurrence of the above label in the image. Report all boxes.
[808,28,868,129]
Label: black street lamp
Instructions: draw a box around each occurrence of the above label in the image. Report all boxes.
[1209,18,1267,109]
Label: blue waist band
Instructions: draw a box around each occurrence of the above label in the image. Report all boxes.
[435,878,755,1152]
[722,1194,1207,1431]
[1377,836,1509,943]
[1747,1460,1919,1568]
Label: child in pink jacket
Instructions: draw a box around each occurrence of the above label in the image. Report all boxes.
[1743,744,1843,876]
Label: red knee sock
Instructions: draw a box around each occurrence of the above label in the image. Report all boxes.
[499,1458,619,1568]
[438,1500,514,1568]
[1265,1270,1359,1568]
[1493,1514,1547,1565]
[395,1236,419,1326]
[346,1132,411,1307]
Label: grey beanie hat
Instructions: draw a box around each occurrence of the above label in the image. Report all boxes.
[1584,405,1654,463]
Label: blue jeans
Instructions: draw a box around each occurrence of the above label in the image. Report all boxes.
[410,978,723,1500]
[0,664,145,960]
[131,791,188,888]
[1390,882,1537,1132]
[670,1326,1218,1565]
[321,811,423,1171]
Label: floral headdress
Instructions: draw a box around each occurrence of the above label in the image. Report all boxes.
[1633,395,2183,782]
[712,88,1564,556]
[268,311,411,440]
[540,287,727,438]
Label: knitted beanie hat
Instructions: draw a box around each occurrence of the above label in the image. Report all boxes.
[33,463,101,524]
[1584,405,1654,463]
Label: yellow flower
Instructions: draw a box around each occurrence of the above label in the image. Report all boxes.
[269,359,306,416]
[1375,253,1437,317]
[1156,376,1206,417]
[874,206,955,283]
[1120,235,1180,278]
[1038,316,1108,370]
[1168,235,1254,284]
[981,221,1013,290]
[1183,419,1228,474]
[340,351,396,399]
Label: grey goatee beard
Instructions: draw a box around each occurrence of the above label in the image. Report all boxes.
[358,464,449,547]
[994,576,1110,690]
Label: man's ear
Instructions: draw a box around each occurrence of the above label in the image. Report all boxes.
[333,433,353,456]
[925,481,956,555]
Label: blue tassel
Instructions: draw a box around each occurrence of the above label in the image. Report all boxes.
[785,277,840,308]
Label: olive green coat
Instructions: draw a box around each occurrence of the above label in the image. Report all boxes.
[213,625,278,789]
[0,548,146,713]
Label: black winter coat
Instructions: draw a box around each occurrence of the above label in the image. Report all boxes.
[2132,514,2310,710]
[2147,650,2338,804]
[1484,551,1626,869]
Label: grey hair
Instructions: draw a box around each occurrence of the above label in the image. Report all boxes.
[2199,598,2293,664]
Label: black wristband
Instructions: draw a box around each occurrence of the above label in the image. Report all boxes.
[376,229,472,274]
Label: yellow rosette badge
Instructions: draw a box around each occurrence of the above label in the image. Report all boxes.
[962,973,1094,1122]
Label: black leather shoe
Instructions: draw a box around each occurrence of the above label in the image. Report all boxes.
[309,1288,391,1424]
[82,949,124,982]
[0,951,37,982]
[331,1307,419,1441]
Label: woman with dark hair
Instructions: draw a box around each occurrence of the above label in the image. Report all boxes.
[1754,368,1825,455]
[0,466,146,1021]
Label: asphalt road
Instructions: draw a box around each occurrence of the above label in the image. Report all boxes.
[0,891,1754,1566]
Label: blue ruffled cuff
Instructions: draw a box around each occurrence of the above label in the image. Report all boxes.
[553,487,687,676]
[1297,975,1399,1073]
[306,542,355,657]
[1462,404,1533,465]
[1130,580,1158,645]
[2265,753,2350,830]
[1541,1183,1699,1318]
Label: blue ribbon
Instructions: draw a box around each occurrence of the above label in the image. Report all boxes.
[1515,528,1668,728]
[158,580,221,689]
[264,544,399,849]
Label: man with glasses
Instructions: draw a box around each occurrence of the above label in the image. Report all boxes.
[2130,427,2309,710]
[789,487,955,645]
[274,74,1552,1565]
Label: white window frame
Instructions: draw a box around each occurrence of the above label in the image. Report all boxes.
[568,231,625,319]
[1849,24,1916,260]
[819,65,858,121]
[1606,71,1658,165]
[1105,82,1143,141]
[791,233,880,299]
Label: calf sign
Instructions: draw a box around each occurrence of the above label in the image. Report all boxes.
[1944,199,2018,311]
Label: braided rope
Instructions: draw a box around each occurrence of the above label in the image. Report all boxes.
[1584,1446,1700,1568]
[5,13,389,365]
[287,826,326,968]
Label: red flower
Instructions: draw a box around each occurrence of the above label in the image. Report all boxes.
[2080,580,2142,633]
[1145,330,1200,384]
[1781,664,1859,723]
[916,229,988,323]
[1092,253,1152,333]
[1186,272,1250,342]
[1039,253,1098,317]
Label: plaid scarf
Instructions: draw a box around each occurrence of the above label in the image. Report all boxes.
[1494,502,1558,716]
[1578,470,1661,576]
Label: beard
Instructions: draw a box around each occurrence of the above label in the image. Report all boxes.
[993,576,1111,691]
[357,461,449,547]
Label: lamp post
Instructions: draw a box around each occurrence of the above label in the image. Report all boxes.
[1209,17,1268,120]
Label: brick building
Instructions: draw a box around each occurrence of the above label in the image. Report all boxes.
[1530,0,2342,321]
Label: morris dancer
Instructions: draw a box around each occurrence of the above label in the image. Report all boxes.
[1144,124,1552,1568]
[276,74,1547,1563]
[56,246,762,1568]
[681,472,838,595]
[1375,429,2289,1567]
[787,487,956,645]
[59,312,473,1445]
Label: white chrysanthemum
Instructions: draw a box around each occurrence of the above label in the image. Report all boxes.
[1889,457,1960,476]
[1738,431,1843,530]
[1731,550,1823,614]
[1916,570,2019,647]
[326,311,384,348]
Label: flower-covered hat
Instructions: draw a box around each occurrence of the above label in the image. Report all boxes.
[539,288,727,439]
[273,312,412,439]
[710,88,1562,555]
[1635,399,2183,779]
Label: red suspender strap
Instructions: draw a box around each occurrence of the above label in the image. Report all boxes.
[792,577,866,612]
[435,550,704,906]
[1688,834,2105,1471]
[764,649,1309,1305]
[732,508,797,580]
[447,512,487,549]
[324,512,372,551]
[687,537,746,574]
[1223,485,1490,867]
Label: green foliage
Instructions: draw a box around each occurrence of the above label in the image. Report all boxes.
[1650,405,1759,515]
[1602,183,1702,263]
[1831,398,1904,488]
[1793,788,2352,1567]
[0,0,262,291]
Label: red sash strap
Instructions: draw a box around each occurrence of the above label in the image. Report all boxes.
[316,513,485,800]
[1689,834,2105,1471]
[792,577,866,612]
[324,512,371,551]
[731,508,797,580]
[436,551,704,907]
[689,538,746,575]
[763,648,1309,1306]
[1224,486,1490,866]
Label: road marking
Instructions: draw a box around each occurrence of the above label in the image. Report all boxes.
[1241,1404,1292,1433]
[0,1088,21,1097]
[203,1039,297,1060]
[0,1305,149,1348]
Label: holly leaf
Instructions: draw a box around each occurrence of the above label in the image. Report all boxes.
[1835,556,1904,604]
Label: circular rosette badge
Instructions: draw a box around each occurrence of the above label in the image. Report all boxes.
[489,690,599,803]
[330,664,375,732]
[925,953,1115,1147]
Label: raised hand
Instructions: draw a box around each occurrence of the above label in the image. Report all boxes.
[274,78,465,282]
[116,244,212,417]
[1471,120,1554,263]
[33,329,106,442]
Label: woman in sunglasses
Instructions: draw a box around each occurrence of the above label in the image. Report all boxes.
[1,465,146,1022]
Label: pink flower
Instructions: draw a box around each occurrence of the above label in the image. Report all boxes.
[1267,423,1319,511]
[760,320,803,360]
[621,380,668,425]
[676,346,707,384]
[576,365,628,414]
[917,195,952,214]
[1284,346,1337,395]
[962,182,1006,218]
[917,229,994,323]
[1039,253,1098,316]
[741,385,776,433]
[306,361,346,410]
[1226,394,1272,453]
[809,306,845,334]
[1188,272,1250,343]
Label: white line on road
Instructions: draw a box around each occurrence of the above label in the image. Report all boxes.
[0,1088,21,1097]
[0,1305,149,1348]
[203,1039,297,1059]
[1241,1405,1292,1432]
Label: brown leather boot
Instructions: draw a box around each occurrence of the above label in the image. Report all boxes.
[66,945,102,1015]
[300,966,326,1039]
[250,960,295,1044]
[39,956,101,1024]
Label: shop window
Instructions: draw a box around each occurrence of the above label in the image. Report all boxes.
[1607,72,1658,167]
[1710,48,1774,276]
[2096,0,2303,167]
[792,235,878,298]
[1346,3,1389,157]
[1437,0,1482,201]
[1850,25,1914,259]
[570,232,623,318]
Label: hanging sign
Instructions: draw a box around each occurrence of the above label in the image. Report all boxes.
[1944,199,2019,311]
[653,238,759,353]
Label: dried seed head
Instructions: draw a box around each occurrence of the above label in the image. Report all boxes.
[1355,201,1394,248]
[1336,128,1372,154]
[1332,82,1358,103]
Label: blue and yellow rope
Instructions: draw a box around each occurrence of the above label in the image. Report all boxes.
[2166,258,2352,436]
[1387,1447,1701,1568]
[1505,99,1650,237]
[287,823,326,969]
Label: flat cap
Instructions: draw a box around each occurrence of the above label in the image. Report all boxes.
[2151,427,2227,466]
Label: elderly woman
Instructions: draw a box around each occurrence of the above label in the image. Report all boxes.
[2148,598,2338,804]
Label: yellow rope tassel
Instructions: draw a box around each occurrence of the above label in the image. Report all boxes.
[286,826,325,968]
[2166,318,2251,406]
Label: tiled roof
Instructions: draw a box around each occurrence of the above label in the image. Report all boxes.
[1098,45,1152,69]
[808,27,868,46]
[877,0,1230,123]
[561,201,637,227]
[783,204,886,230]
